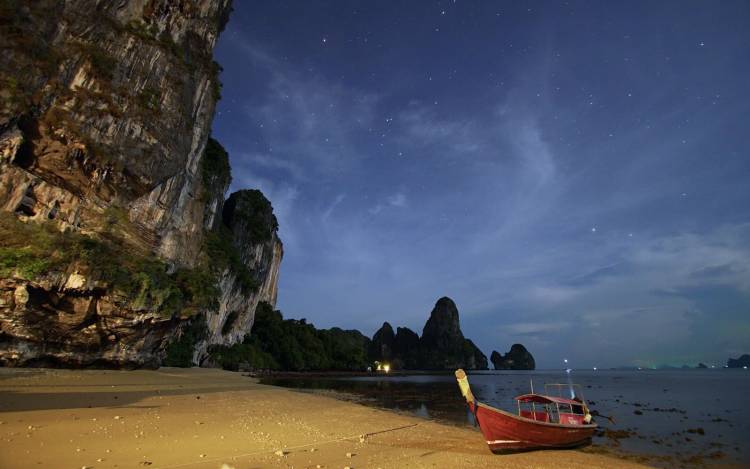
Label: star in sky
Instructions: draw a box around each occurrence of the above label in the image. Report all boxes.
[212,0,750,368]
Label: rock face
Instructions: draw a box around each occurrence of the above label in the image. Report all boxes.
[195,190,283,364]
[727,354,750,368]
[1,0,232,265]
[491,344,535,370]
[0,1,284,368]
[420,297,487,370]
[369,322,395,362]
[0,275,179,368]
[421,297,463,353]
[464,338,489,371]
[393,327,420,369]
[369,297,488,370]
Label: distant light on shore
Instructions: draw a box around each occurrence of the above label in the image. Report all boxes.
[375,362,391,373]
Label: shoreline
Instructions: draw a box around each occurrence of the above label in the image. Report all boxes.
[244,367,748,379]
[260,375,738,469]
[1,367,654,468]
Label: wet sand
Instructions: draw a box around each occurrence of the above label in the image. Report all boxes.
[0,367,648,468]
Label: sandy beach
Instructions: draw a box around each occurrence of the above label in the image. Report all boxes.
[0,367,647,469]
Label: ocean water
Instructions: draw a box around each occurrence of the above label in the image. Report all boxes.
[262,369,750,466]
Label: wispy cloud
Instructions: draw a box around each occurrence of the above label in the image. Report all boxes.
[321,193,346,222]
[368,192,408,215]
[473,222,750,366]
[214,10,750,368]
[502,113,556,187]
[237,152,307,181]
[387,192,407,207]
[235,41,381,181]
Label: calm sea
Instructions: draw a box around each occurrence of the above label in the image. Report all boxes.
[262,369,750,466]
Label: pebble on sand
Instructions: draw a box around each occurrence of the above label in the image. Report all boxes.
[274,450,287,457]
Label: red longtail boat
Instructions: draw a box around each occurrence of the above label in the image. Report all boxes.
[455,369,597,452]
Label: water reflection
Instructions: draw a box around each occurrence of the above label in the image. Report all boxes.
[262,375,472,426]
[261,369,750,465]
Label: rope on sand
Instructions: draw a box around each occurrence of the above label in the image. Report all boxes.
[155,422,420,469]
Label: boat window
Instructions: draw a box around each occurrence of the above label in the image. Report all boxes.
[547,404,559,423]
[572,404,584,415]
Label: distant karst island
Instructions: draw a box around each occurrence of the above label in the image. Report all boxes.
[174,295,536,373]
[491,344,536,370]
[727,354,750,368]
[369,296,488,371]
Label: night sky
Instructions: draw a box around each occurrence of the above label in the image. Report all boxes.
[211,1,750,368]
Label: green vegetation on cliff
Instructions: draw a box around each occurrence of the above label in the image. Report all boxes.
[0,212,217,317]
[198,139,264,294]
[208,302,371,372]
[201,137,231,196]
[162,315,208,367]
[0,137,276,320]
[203,229,259,294]
[0,0,63,114]
[204,297,493,372]
[223,190,279,244]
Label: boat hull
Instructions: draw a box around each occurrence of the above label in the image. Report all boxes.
[469,402,597,452]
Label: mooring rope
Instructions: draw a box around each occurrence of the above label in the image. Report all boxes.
[155,422,419,469]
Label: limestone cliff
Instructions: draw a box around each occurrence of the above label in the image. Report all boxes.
[0,0,283,368]
[491,344,535,370]
[419,297,488,370]
[727,354,750,368]
[368,321,395,362]
[392,326,420,369]
[1,0,231,263]
[195,190,283,364]
[368,297,488,370]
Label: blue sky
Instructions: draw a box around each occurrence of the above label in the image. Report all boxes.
[211,1,750,368]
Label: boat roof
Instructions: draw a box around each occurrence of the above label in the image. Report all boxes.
[515,393,582,405]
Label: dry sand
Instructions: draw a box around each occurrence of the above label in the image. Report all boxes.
[0,367,648,469]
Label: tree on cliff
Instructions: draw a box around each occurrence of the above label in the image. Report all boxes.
[208,302,371,371]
